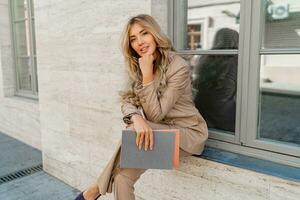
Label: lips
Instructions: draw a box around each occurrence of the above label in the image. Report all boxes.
[140,46,149,54]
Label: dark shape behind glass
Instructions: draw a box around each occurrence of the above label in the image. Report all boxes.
[193,28,239,132]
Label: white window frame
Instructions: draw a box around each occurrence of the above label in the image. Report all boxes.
[169,0,300,168]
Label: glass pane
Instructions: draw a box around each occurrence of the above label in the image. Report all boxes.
[178,0,240,50]
[12,0,29,20]
[262,0,300,49]
[16,57,32,91]
[30,0,34,17]
[14,21,31,56]
[182,54,238,134]
[258,54,300,145]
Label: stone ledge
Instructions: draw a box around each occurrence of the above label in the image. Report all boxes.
[135,155,300,200]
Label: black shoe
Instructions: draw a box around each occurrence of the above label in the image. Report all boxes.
[74,191,101,200]
[74,192,85,200]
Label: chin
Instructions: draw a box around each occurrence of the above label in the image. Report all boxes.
[139,49,155,56]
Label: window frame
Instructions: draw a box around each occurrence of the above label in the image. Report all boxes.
[9,0,38,99]
[169,0,300,168]
[246,0,300,157]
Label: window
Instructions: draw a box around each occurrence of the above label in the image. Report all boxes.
[172,0,241,136]
[171,0,300,167]
[187,23,202,50]
[249,0,300,155]
[10,0,38,98]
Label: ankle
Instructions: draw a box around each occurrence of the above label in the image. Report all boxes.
[84,185,100,200]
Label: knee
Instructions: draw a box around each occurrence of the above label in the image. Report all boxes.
[114,173,134,187]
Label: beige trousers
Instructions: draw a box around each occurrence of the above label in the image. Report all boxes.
[96,121,192,200]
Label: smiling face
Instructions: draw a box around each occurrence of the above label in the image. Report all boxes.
[129,23,157,57]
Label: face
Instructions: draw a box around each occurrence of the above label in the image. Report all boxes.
[129,23,157,57]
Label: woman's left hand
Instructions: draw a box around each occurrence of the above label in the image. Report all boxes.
[138,54,154,85]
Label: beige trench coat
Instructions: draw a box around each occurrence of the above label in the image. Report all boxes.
[97,51,208,195]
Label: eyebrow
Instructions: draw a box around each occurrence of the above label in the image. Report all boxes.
[129,29,146,38]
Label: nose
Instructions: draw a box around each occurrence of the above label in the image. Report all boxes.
[137,36,144,46]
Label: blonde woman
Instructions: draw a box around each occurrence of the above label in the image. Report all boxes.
[75,14,208,200]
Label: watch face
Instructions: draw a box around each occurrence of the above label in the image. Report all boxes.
[123,116,133,124]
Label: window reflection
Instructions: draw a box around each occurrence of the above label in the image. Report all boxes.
[259,54,300,145]
[192,28,239,133]
[183,0,240,50]
[13,0,29,20]
[178,1,241,133]
[258,0,300,146]
[263,0,300,48]
[17,57,32,91]
[187,24,202,50]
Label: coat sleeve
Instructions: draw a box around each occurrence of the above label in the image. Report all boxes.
[136,61,191,123]
[120,97,143,125]
[121,101,141,117]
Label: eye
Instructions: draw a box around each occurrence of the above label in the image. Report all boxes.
[142,31,148,35]
[130,38,136,43]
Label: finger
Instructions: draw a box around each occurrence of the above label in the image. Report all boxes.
[136,133,140,147]
[138,132,145,150]
[144,131,149,151]
[149,129,154,150]
[145,53,154,62]
[145,51,152,56]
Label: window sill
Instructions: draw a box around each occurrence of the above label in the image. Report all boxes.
[194,146,300,183]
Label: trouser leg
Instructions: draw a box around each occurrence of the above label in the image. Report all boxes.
[112,148,191,200]
[113,165,146,200]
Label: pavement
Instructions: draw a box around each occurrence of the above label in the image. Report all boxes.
[0,132,79,200]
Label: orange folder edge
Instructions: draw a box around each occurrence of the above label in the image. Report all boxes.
[156,129,180,168]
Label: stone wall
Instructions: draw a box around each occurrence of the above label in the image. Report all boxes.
[0,96,41,149]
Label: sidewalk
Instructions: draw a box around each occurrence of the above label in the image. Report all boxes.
[0,132,79,200]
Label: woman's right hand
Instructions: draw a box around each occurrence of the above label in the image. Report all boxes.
[131,114,153,151]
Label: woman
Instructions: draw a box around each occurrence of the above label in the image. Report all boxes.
[75,14,208,200]
[193,28,239,132]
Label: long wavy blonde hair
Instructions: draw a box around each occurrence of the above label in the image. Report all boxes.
[120,14,174,106]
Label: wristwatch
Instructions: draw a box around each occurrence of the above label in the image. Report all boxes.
[123,113,139,125]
